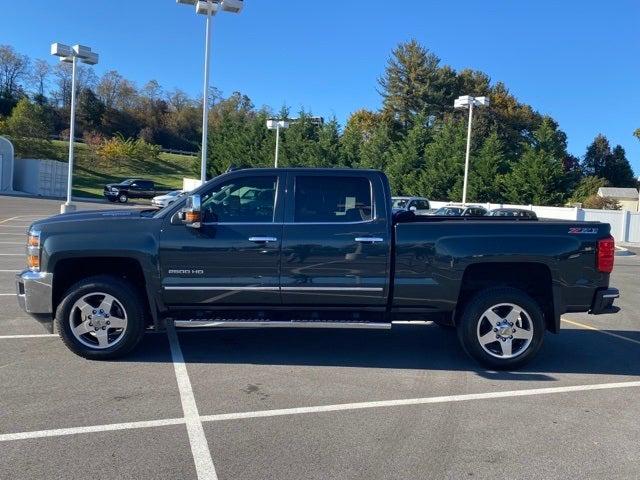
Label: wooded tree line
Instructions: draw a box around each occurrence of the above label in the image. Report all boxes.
[0,41,637,205]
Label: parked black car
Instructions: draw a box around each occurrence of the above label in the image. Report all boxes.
[17,168,618,370]
[488,208,538,219]
[103,179,157,203]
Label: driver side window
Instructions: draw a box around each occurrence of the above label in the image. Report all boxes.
[200,176,277,223]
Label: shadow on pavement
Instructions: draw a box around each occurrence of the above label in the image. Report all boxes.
[124,324,640,380]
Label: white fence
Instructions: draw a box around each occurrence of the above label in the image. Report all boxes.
[429,200,640,244]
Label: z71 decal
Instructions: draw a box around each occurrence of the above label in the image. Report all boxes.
[568,227,599,234]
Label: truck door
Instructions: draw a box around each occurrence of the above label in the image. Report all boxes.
[280,171,390,306]
[159,172,284,306]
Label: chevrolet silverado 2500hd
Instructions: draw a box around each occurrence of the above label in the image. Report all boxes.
[16,168,619,369]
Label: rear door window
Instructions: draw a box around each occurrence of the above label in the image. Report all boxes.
[294,176,373,223]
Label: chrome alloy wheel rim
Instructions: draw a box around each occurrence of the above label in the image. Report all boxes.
[69,292,128,349]
[476,303,534,359]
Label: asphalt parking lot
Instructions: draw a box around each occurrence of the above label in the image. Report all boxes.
[1,195,639,480]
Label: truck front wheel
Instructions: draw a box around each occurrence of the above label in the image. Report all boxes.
[56,275,146,359]
[457,287,545,370]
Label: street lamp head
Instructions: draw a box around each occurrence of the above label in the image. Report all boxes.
[81,52,99,65]
[221,0,243,13]
[51,43,72,58]
[177,0,243,14]
[454,95,490,109]
[267,119,289,130]
[196,1,219,15]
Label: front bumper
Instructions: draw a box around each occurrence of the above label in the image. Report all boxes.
[590,287,620,315]
[15,270,54,315]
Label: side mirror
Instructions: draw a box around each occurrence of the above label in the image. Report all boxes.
[409,206,417,212]
[180,194,202,228]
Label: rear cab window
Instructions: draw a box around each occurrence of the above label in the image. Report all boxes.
[293,175,373,223]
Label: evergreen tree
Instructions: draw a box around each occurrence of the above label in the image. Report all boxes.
[582,134,636,187]
[467,131,508,202]
[582,134,611,178]
[504,118,567,205]
[357,123,393,172]
[604,145,636,187]
[417,119,466,200]
[340,109,380,167]
[77,88,106,134]
[378,40,443,131]
[387,113,431,194]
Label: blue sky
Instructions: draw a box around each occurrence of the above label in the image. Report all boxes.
[2,0,639,173]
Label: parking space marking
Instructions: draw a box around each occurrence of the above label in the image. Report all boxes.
[167,324,219,480]
[0,334,57,339]
[0,216,21,225]
[562,318,640,346]
[200,380,640,424]
[0,254,22,256]
[0,242,23,245]
[0,418,186,443]
[0,380,638,444]
[0,270,20,272]
[0,293,16,296]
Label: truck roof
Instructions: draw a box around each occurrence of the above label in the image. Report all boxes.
[222,167,385,175]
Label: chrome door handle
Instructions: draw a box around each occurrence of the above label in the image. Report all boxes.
[355,237,384,243]
[249,237,277,243]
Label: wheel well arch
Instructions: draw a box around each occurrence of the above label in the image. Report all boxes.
[456,262,557,332]
[52,257,152,325]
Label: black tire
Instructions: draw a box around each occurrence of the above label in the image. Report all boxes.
[56,275,146,360]
[118,193,128,203]
[457,287,545,370]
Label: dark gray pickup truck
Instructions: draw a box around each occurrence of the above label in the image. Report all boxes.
[16,168,619,369]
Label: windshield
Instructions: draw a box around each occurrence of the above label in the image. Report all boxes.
[166,190,183,197]
[120,179,136,185]
[435,207,464,216]
[392,199,409,209]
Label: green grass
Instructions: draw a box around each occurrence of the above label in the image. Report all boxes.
[46,140,198,199]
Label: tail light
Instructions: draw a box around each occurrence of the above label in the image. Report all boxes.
[597,235,615,273]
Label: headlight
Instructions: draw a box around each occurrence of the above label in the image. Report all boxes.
[27,230,41,272]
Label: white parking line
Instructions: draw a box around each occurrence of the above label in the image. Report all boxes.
[0,418,186,442]
[167,324,218,480]
[200,380,640,423]
[0,217,22,225]
[0,334,57,339]
[0,270,20,273]
[0,380,639,444]
[0,242,23,245]
[0,293,16,296]
[0,254,22,256]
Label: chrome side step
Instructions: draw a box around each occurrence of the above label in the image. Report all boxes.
[173,319,392,330]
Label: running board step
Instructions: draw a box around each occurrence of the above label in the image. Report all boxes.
[173,319,391,330]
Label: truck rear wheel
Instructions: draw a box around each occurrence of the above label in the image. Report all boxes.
[56,275,146,360]
[457,287,545,370]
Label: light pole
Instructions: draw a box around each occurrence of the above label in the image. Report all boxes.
[266,119,289,167]
[177,0,244,184]
[51,43,99,214]
[454,95,489,204]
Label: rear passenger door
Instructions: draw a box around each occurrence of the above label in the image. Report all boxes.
[280,171,391,306]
